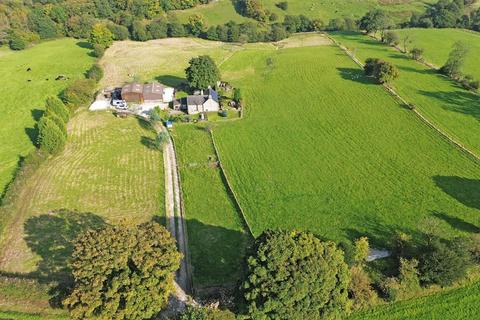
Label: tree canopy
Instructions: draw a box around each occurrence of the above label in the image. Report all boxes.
[185,55,221,90]
[243,230,351,319]
[64,222,181,320]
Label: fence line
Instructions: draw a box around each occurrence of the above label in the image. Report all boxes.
[209,131,254,237]
[326,33,480,164]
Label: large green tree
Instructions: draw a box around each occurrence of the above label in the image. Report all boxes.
[185,55,220,90]
[243,230,351,320]
[89,23,113,48]
[440,41,470,78]
[64,222,181,320]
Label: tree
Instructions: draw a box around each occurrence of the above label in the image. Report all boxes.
[383,31,399,46]
[64,222,181,320]
[130,20,149,41]
[243,230,351,319]
[359,9,393,37]
[419,238,472,286]
[108,23,130,40]
[364,58,399,84]
[154,131,169,150]
[185,55,220,90]
[179,305,235,320]
[168,21,186,37]
[45,96,70,123]
[37,116,66,154]
[349,266,378,310]
[86,64,104,82]
[440,41,469,78]
[411,47,424,61]
[353,237,369,265]
[62,79,96,109]
[148,19,168,39]
[187,14,206,36]
[90,23,113,48]
[92,44,105,58]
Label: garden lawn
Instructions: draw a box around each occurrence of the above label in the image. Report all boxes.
[214,42,480,245]
[349,280,480,319]
[173,124,250,288]
[330,31,480,156]
[0,38,94,196]
[395,28,480,79]
[0,111,164,274]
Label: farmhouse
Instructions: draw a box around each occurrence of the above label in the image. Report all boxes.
[174,89,220,115]
[121,82,174,104]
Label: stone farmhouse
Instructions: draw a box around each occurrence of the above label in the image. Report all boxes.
[174,89,220,115]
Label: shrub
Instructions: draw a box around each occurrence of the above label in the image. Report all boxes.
[233,88,242,103]
[45,96,70,123]
[384,31,399,46]
[353,236,369,266]
[349,266,378,310]
[419,238,472,286]
[276,1,289,10]
[64,222,181,320]
[92,44,105,58]
[8,33,27,50]
[46,114,67,138]
[86,64,104,82]
[243,230,351,319]
[107,23,130,40]
[37,117,67,154]
[381,258,421,302]
[411,47,424,61]
[62,79,96,109]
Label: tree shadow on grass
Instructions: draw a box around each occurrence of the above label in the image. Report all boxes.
[397,65,437,75]
[432,211,479,233]
[337,67,376,85]
[140,136,159,150]
[418,90,480,121]
[24,209,107,307]
[155,75,186,89]
[183,219,251,298]
[76,41,92,49]
[433,176,480,209]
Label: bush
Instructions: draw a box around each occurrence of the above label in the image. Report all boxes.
[382,258,421,302]
[364,58,399,84]
[411,47,424,61]
[62,79,96,110]
[86,64,104,82]
[419,238,472,286]
[8,33,27,50]
[45,95,70,123]
[64,222,181,320]
[243,230,351,319]
[37,117,67,154]
[276,1,289,10]
[383,31,399,46]
[45,114,67,138]
[349,266,378,310]
[107,23,130,40]
[92,44,105,58]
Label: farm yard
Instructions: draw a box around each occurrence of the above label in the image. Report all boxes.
[0,111,164,274]
[395,28,480,79]
[0,39,94,196]
[330,31,480,156]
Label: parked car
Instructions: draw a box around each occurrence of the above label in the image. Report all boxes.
[112,99,128,110]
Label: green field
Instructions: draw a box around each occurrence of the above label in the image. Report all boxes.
[330,31,480,156]
[349,280,480,319]
[0,39,94,196]
[175,0,437,26]
[0,111,164,274]
[395,28,480,79]
[173,124,250,288]
[212,40,480,246]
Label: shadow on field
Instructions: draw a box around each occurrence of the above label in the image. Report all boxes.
[155,75,186,88]
[24,109,44,147]
[140,136,158,150]
[418,90,480,121]
[337,68,376,85]
[433,176,480,210]
[397,65,437,74]
[433,211,479,233]
[185,219,250,292]
[24,209,107,306]
[76,41,92,49]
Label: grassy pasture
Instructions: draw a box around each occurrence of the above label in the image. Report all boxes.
[214,42,480,246]
[174,0,436,26]
[395,28,480,79]
[330,31,480,156]
[0,111,163,274]
[0,39,94,196]
[349,280,480,319]
[172,125,250,288]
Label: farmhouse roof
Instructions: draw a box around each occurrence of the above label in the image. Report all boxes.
[186,89,219,106]
[143,82,165,100]
[122,82,143,93]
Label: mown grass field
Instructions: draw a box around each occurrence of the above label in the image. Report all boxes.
[330,31,480,156]
[213,40,480,247]
[349,280,480,319]
[395,28,480,79]
[174,0,437,25]
[0,39,94,196]
[173,124,250,288]
[0,111,164,274]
